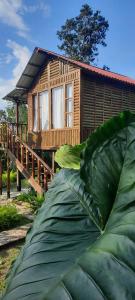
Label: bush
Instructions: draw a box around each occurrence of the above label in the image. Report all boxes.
[17,189,45,211]
[0,205,29,231]
[2,171,16,186]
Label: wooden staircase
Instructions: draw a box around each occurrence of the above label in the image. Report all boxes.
[0,122,54,195]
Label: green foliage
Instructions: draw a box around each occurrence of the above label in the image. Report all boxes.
[55,143,85,169]
[2,171,16,187]
[57,4,109,64]
[3,111,135,300]
[21,179,31,188]
[0,205,28,231]
[19,105,28,124]
[6,104,27,123]
[6,105,16,122]
[17,190,45,211]
[0,110,6,121]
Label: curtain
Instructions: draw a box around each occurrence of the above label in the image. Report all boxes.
[66,84,72,99]
[39,91,49,130]
[52,86,64,129]
[66,84,73,128]
[33,95,38,131]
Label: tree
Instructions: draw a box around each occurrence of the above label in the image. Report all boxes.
[6,104,16,122]
[57,4,109,64]
[6,104,28,123]
[103,65,110,71]
[0,109,6,121]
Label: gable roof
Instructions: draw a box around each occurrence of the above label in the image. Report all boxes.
[3,47,135,102]
[36,48,135,87]
[17,47,135,90]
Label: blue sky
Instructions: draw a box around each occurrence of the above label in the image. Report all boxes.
[0,0,135,109]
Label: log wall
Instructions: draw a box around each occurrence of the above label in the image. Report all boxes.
[80,72,135,141]
[27,58,80,149]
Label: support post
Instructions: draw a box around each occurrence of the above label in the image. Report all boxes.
[0,160,2,195]
[7,155,10,199]
[17,169,21,191]
[52,151,55,173]
[16,102,19,136]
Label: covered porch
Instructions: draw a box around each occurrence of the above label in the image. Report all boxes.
[0,88,28,146]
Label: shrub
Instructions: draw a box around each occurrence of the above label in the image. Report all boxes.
[17,189,45,211]
[0,205,29,231]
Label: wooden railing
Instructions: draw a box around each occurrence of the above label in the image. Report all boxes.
[8,122,28,143]
[7,126,53,192]
[0,122,28,145]
[0,122,7,145]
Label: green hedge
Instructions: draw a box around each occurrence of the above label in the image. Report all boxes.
[0,205,29,231]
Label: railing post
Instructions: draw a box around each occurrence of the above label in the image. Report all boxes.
[37,160,41,185]
[44,168,48,191]
[0,160,2,195]
[17,170,21,192]
[32,154,35,178]
[26,149,29,170]
[7,155,10,199]
[16,102,19,136]
[52,151,55,173]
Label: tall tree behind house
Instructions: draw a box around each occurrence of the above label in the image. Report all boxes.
[57,4,109,64]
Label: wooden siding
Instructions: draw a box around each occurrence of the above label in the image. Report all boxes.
[28,128,80,149]
[27,58,80,149]
[80,72,135,141]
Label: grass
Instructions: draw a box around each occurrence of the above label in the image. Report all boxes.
[0,243,22,294]
[0,205,30,232]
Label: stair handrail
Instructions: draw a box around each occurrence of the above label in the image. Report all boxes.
[15,136,54,176]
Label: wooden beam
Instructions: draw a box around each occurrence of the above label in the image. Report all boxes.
[7,155,10,199]
[0,160,2,195]
[16,102,19,136]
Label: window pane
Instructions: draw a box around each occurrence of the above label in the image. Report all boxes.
[33,95,38,131]
[66,113,72,128]
[52,86,64,129]
[39,91,49,130]
[66,99,72,113]
[66,84,72,98]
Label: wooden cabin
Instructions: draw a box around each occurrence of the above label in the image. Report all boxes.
[4,47,135,151]
[2,47,135,195]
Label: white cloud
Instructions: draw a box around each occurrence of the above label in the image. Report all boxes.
[0,53,13,65]
[0,0,29,38]
[0,0,51,39]
[0,40,31,110]
[22,1,51,16]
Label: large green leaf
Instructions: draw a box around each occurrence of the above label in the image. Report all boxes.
[2,170,100,300]
[55,143,85,169]
[3,111,135,300]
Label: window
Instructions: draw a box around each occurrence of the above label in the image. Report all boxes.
[65,84,73,127]
[52,86,64,129]
[32,83,73,131]
[33,95,38,131]
[39,91,49,130]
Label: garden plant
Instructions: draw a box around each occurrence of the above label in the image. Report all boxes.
[2,111,135,300]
